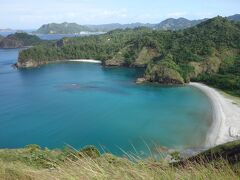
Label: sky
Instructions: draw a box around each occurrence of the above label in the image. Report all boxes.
[0,0,239,29]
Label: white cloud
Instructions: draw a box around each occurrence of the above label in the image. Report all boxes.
[0,1,130,28]
[0,0,239,28]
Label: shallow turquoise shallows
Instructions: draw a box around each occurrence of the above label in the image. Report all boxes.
[0,48,212,156]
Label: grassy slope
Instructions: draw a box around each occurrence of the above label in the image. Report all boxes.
[1,141,240,179]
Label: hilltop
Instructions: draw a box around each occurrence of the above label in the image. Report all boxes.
[155,17,207,30]
[33,14,240,34]
[34,22,91,34]
[228,14,240,22]
[86,22,155,32]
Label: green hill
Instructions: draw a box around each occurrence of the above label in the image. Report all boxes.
[154,14,240,30]
[17,17,240,95]
[86,23,156,32]
[228,14,240,22]
[0,33,42,48]
[34,22,91,34]
[155,17,207,30]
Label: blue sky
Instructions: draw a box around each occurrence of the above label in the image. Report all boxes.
[0,0,239,29]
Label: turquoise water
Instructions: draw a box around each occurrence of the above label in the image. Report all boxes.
[0,48,212,155]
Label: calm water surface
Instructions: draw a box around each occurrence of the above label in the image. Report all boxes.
[0,48,212,155]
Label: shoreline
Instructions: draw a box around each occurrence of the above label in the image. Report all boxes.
[67,59,102,64]
[15,59,102,68]
[189,82,240,148]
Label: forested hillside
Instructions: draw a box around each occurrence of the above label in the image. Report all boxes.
[0,33,42,48]
[18,17,240,95]
[34,22,91,34]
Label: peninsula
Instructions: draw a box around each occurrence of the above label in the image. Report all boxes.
[17,17,240,96]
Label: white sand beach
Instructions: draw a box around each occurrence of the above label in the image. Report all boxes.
[68,59,102,63]
[190,82,240,148]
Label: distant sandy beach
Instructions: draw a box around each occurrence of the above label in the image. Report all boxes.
[67,59,102,64]
[190,82,240,147]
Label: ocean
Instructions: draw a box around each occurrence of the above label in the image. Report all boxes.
[0,47,212,156]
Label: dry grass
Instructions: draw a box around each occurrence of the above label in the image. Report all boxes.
[0,152,239,180]
[1,142,240,179]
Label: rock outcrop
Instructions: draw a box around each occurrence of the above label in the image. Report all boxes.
[104,59,125,66]
[145,66,184,84]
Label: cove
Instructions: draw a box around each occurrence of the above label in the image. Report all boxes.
[0,49,212,156]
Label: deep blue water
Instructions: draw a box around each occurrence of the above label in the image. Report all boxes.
[0,48,212,156]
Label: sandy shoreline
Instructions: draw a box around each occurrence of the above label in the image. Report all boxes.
[190,82,240,147]
[67,59,102,63]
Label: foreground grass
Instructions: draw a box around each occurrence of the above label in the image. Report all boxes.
[0,142,240,180]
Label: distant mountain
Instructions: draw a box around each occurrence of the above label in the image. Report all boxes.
[0,28,13,32]
[154,14,240,30]
[227,14,240,22]
[35,22,155,34]
[34,14,240,34]
[155,18,207,30]
[34,22,91,34]
[86,23,155,32]
[0,33,41,48]
[0,35,3,42]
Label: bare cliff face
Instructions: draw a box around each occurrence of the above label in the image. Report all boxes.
[16,60,40,68]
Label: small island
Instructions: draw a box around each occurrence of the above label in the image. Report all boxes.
[34,22,92,34]
[0,33,42,48]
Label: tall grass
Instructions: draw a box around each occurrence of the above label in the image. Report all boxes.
[0,149,239,180]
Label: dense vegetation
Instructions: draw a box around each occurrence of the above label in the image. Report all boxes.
[86,23,155,32]
[0,140,240,179]
[0,33,42,48]
[34,22,91,34]
[18,17,240,95]
[155,17,207,30]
